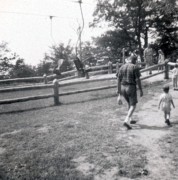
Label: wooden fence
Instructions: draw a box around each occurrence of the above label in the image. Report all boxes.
[0,61,174,106]
[0,62,125,85]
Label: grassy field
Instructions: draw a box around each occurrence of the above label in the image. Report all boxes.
[0,78,174,179]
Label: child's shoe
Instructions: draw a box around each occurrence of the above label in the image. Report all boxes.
[165,119,171,126]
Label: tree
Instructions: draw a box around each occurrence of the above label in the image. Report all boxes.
[0,42,17,78]
[92,0,153,61]
[92,0,178,60]
[149,0,178,57]
[93,30,132,62]
[36,60,52,76]
[81,41,97,65]
[9,59,36,78]
[44,43,75,73]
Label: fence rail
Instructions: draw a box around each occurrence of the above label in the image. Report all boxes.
[0,84,53,93]
[0,61,174,106]
[0,94,53,105]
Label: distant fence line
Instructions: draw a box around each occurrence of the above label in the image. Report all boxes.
[0,62,136,85]
[0,61,174,106]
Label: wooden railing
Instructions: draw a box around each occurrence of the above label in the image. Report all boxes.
[0,63,124,85]
[0,61,174,106]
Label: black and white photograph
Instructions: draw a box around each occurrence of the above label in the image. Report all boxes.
[0,0,178,179]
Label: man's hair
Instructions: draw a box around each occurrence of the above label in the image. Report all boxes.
[130,55,137,64]
[163,85,169,93]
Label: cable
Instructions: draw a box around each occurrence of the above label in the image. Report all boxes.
[0,10,75,19]
[74,0,85,59]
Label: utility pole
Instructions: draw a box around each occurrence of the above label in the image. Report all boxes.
[49,16,55,44]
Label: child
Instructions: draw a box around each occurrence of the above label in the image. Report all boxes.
[171,64,178,89]
[158,85,175,126]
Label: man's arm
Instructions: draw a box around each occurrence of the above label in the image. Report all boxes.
[117,77,121,95]
[137,78,143,97]
[135,67,143,97]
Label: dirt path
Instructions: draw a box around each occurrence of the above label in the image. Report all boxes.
[122,84,178,180]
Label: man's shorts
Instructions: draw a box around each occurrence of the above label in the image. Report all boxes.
[121,84,137,106]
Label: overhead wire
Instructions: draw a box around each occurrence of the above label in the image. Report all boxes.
[0,0,93,49]
[0,10,76,20]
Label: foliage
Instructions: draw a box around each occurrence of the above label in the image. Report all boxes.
[44,43,75,73]
[9,59,37,78]
[150,0,178,57]
[93,30,130,62]
[0,42,17,78]
[92,0,178,60]
[92,0,152,57]
[36,57,52,76]
[81,41,97,66]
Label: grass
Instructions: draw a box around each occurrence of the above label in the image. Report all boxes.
[0,78,166,180]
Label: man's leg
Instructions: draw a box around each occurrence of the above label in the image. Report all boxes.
[124,105,136,123]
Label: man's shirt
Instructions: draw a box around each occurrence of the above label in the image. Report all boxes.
[118,63,141,85]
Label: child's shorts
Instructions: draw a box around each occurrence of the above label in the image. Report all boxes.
[161,105,171,113]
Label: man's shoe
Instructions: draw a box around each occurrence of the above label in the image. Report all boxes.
[130,120,137,124]
[123,122,132,130]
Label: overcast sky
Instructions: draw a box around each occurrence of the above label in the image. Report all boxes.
[0,0,104,66]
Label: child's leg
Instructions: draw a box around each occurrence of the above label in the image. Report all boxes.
[176,76,178,87]
[173,78,176,87]
[166,112,170,120]
[165,112,171,125]
[164,112,167,121]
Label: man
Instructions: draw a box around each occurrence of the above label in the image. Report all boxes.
[144,44,153,75]
[117,55,143,130]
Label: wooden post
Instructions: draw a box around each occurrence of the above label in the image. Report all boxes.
[43,74,48,84]
[53,79,59,105]
[122,48,125,64]
[116,62,119,74]
[85,71,89,79]
[108,61,112,74]
[164,62,169,79]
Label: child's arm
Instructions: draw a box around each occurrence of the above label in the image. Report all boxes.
[158,99,162,109]
[171,100,175,108]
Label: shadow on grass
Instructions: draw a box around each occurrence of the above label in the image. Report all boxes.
[171,121,178,125]
[0,105,55,115]
[0,94,116,115]
[135,124,169,130]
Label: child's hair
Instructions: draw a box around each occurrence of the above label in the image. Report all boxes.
[163,85,169,93]
[174,64,178,68]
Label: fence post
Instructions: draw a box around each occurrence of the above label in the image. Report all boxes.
[116,62,119,74]
[164,62,169,79]
[43,74,48,84]
[108,61,112,74]
[85,71,89,79]
[53,79,59,105]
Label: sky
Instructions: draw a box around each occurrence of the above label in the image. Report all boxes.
[0,0,105,66]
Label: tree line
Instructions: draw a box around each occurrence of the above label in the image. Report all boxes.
[0,0,178,79]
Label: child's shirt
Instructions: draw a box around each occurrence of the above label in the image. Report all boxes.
[160,93,173,112]
[171,67,178,78]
